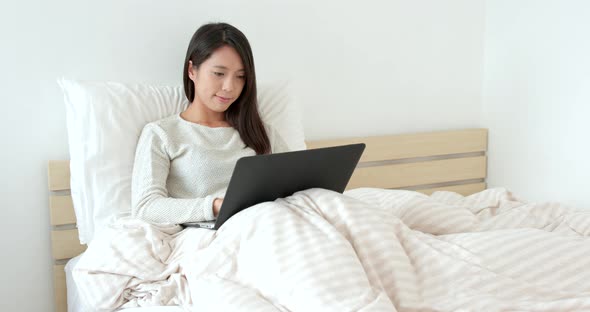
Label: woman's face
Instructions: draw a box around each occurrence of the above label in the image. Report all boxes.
[188,45,246,116]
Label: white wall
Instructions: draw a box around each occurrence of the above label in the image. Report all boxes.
[483,0,590,208]
[0,1,485,311]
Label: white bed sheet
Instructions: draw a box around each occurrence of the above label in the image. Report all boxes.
[65,254,185,312]
[71,188,590,311]
[119,308,185,312]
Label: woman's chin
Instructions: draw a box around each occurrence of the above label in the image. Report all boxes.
[212,102,232,112]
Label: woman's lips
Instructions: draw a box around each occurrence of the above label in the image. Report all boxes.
[216,95,231,103]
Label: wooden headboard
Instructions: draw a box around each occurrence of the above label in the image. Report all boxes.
[47,128,487,312]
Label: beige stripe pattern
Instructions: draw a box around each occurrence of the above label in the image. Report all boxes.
[73,188,590,311]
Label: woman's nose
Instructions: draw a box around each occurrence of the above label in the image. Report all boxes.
[222,78,235,92]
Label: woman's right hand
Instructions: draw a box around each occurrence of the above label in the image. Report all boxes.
[213,198,224,217]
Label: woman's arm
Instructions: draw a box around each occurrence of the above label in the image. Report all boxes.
[131,123,217,224]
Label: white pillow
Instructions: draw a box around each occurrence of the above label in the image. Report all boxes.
[257,80,306,152]
[59,79,306,244]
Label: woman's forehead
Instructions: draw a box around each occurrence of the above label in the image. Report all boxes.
[204,46,244,71]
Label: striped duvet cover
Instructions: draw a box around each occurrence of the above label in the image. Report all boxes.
[73,188,590,311]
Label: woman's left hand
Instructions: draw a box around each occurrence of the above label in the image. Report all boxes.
[213,198,224,217]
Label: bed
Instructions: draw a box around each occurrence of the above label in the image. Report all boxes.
[48,128,489,311]
[48,80,590,311]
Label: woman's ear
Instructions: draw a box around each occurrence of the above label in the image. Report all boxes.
[188,60,197,81]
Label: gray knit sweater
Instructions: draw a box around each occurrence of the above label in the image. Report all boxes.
[131,113,289,224]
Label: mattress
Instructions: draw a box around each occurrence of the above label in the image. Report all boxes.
[65,254,185,312]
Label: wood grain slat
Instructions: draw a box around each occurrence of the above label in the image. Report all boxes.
[347,156,487,190]
[51,229,86,260]
[50,195,76,226]
[416,182,487,196]
[48,160,70,191]
[54,264,67,312]
[307,128,487,162]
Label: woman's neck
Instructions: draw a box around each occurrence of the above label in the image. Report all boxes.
[180,103,230,128]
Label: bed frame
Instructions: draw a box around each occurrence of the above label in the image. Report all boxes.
[47,128,488,312]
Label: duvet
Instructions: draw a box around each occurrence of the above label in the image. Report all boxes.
[73,188,590,311]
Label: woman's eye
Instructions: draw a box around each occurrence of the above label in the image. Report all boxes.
[213,72,224,77]
[237,75,245,79]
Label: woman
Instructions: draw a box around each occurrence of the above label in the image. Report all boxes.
[81,22,396,311]
[131,22,288,224]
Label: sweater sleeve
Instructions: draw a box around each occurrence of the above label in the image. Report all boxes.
[131,124,216,224]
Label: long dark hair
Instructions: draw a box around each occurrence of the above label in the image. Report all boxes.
[183,22,270,155]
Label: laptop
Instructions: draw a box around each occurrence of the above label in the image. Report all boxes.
[183,143,365,230]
